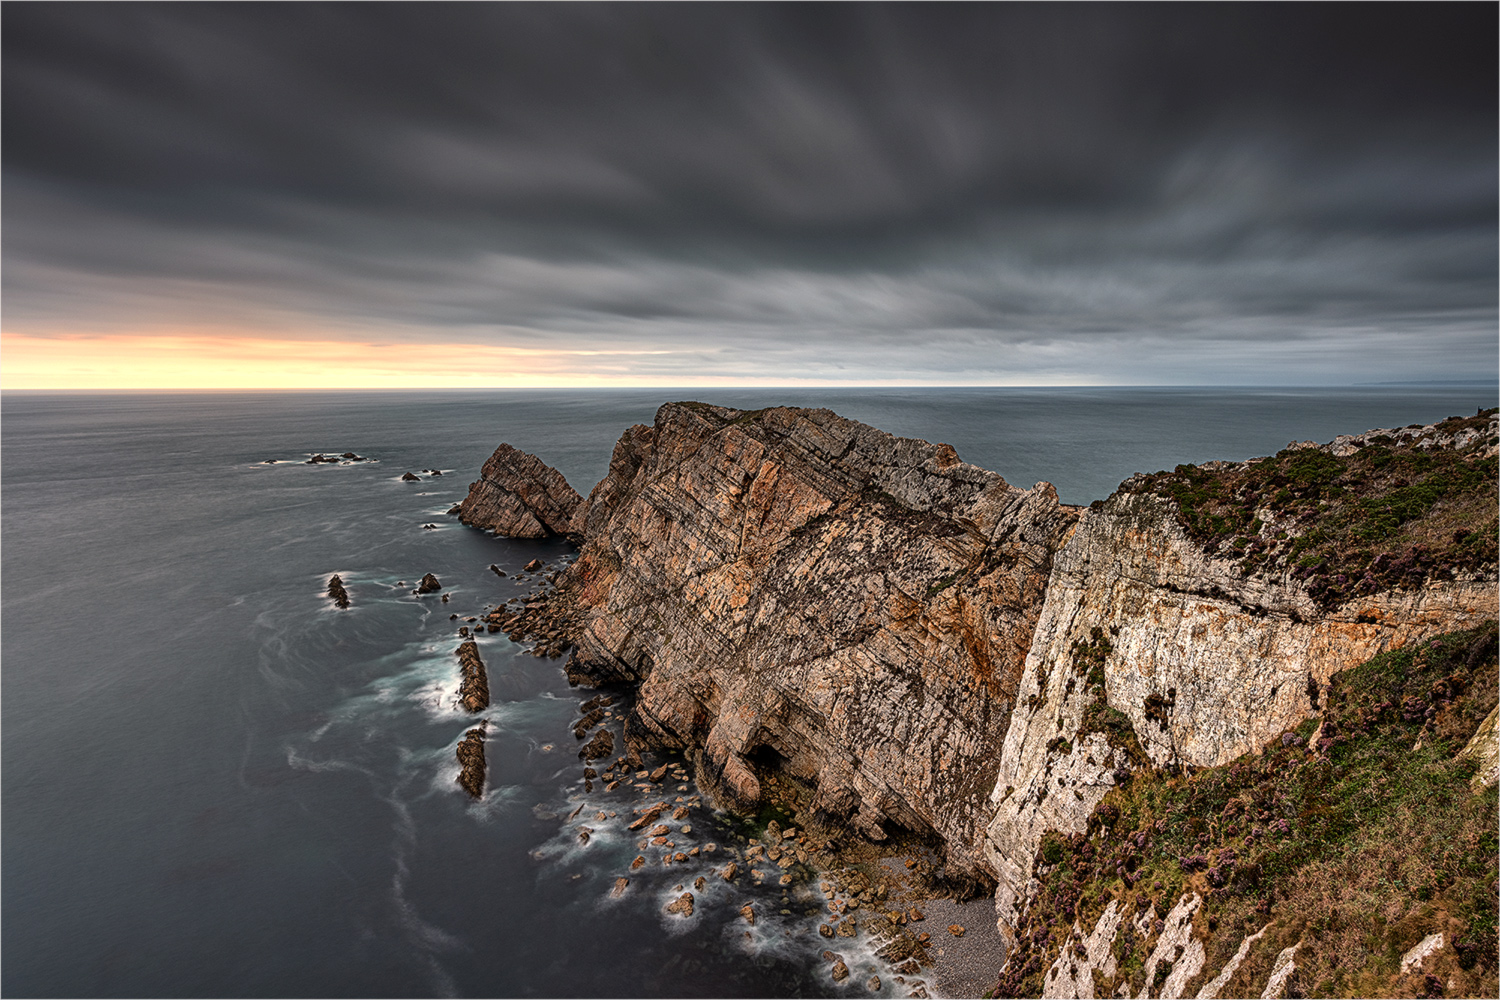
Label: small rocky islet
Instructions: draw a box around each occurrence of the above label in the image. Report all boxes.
[331,403,1498,998]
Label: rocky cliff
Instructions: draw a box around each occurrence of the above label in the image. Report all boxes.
[540,402,1076,878]
[460,403,1498,997]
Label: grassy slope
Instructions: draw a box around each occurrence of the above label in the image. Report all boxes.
[994,622,1498,999]
[1116,410,1497,610]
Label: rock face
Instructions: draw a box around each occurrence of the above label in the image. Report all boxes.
[459,402,1498,989]
[542,402,1078,876]
[456,442,584,538]
[456,641,489,713]
[982,486,1497,938]
[456,727,485,798]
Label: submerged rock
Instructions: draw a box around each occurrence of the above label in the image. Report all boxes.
[456,728,485,798]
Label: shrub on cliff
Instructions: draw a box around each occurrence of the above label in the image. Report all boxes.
[1120,410,1498,609]
[993,622,1499,999]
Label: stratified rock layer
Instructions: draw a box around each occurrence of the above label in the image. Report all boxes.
[458,402,1498,985]
[456,727,485,798]
[547,402,1079,876]
[457,443,584,538]
[456,641,489,713]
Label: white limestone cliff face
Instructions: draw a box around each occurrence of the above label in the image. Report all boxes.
[983,487,1498,941]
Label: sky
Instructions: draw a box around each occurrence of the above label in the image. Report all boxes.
[3,3,1496,389]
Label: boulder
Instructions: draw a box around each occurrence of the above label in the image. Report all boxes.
[579,729,614,761]
[739,903,755,925]
[326,574,350,609]
[525,559,543,572]
[610,877,629,898]
[415,573,442,594]
[665,892,694,917]
[401,472,420,482]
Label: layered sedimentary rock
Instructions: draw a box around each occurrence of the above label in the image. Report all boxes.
[457,442,584,538]
[982,413,1499,943]
[455,640,489,712]
[488,401,1079,876]
[982,489,1497,938]
[458,403,1497,990]
[456,727,486,798]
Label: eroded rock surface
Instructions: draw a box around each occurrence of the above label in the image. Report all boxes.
[456,727,485,798]
[983,486,1497,936]
[456,641,489,713]
[540,402,1079,877]
[456,442,584,538]
[454,401,1497,994]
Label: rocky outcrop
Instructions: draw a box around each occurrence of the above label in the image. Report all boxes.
[982,485,1497,938]
[456,641,489,712]
[980,414,1500,950]
[456,442,584,538]
[533,402,1078,877]
[458,402,1497,994]
[456,727,485,798]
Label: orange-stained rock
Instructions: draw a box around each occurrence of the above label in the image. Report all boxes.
[456,442,584,538]
[555,403,1079,878]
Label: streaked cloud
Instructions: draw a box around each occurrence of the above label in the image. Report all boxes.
[3,4,1494,387]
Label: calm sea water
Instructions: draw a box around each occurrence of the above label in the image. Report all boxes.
[3,386,1493,998]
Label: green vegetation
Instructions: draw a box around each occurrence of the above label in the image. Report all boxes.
[1119,411,1497,609]
[994,623,1499,999]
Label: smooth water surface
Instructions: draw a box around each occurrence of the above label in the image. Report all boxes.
[4,386,1492,997]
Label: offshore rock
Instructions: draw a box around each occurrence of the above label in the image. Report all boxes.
[456,641,489,713]
[326,574,350,609]
[456,727,485,798]
[415,573,442,594]
[456,442,584,539]
[554,402,1079,877]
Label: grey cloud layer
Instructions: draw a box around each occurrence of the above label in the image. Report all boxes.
[4,3,1495,382]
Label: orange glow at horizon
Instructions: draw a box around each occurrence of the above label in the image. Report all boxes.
[0,331,708,390]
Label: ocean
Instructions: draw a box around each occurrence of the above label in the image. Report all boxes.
[3,386,1493,998]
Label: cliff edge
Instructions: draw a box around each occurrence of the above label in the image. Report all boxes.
[458,403,1498,997]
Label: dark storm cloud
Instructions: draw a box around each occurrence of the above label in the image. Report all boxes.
[4,3,1495,382]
